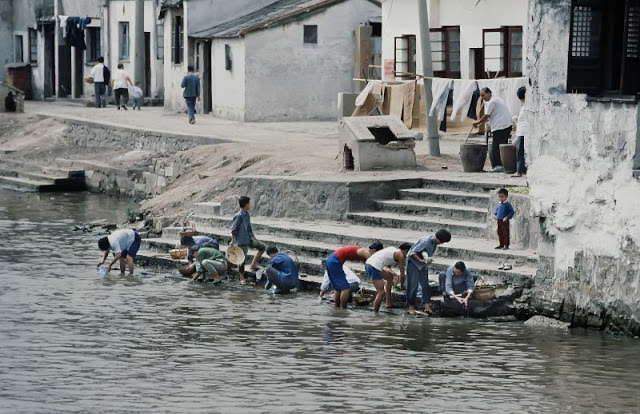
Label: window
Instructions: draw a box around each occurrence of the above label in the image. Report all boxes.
[303,25,318,44]
[225,44,232,71]
[172,15,183,64]
[87,27,101,62]
[119,22,129,60]
[14,35,23,62]
[394,34,416,79]
[482,26,523,78]
[29,29,37,64]
[567,0,640,97]
[156,21,164,61]
[430,26,461,78]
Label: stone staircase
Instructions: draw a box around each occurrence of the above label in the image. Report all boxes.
[139,176,538,293]
[0,159,86,192]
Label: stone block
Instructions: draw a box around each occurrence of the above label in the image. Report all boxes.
[338,116,416,171]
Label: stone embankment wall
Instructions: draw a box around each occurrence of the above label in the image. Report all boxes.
[60,120,217,198]
[526,0,640,334]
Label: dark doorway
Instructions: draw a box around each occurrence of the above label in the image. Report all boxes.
[203,41,212,113]
[58,44,71,97]
[144,32,151,96]
[367,126,397,145]
[472,47,484,79]
[44,24,55,97]
[73,46,83,98]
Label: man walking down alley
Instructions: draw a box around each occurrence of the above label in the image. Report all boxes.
[181,66,200,124]
[90,57,106,108]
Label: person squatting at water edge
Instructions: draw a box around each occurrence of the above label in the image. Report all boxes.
[406,229,451,316]
[263,246,299,294]
[190,245,227,284]
[365,243,413,312]
[179,235,220,276]
[325,242,383,309]
[97,229,142,275]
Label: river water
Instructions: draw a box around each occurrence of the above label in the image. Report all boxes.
[0,189,639,413]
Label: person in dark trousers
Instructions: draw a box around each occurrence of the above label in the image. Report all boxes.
[406,229,451,315]
[264,247,299,294]
[473,87,514,172]
[89,56,106,108]
[97,229,142,275]
[112,63,133,110]
[181,66,200,124]
[230,196,265,285]
[513,86,528,177]
[494,188,515,250]
[178,235,220,277]
[439,261,475,305]
[326,243,383,309]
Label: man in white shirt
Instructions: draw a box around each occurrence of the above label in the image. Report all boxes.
[473,87,514,172]
[89,56,105,108]
[111,63,133,110]
[97,229,142,275]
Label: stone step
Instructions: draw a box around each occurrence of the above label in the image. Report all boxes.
[0,175,57,192]
[161,215,537,265]
[375,199,488,222]
[346,211,487,238]
[140,239,535,288]
[0,158,84,178]
[193,202,221,216]
[421,177,519,194]
[398,188,491,209]
[0,166,85,190]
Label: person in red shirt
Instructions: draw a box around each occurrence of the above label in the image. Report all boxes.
[325,242,383,308]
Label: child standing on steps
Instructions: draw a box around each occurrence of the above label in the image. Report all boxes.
[494,188,515,250]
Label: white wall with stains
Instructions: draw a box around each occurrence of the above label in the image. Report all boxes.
[526,0,640,331]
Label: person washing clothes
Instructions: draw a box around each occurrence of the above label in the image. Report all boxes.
[473,87,513,172]
[264,247,299,294]
[190,246,226,284]
[319,265,361,301]
[406,230,451,316]
[97,229,142,275]
[178,235,220,277]
[494,188,515,250]
[365,243,412,312]
[513,86,528,177]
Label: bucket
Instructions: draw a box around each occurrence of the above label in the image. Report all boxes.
[499,144,517,174]
[459,143,488,172]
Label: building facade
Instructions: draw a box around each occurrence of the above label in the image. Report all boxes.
[381,0,528,80]
[525,0,640,333]
[188,0,381,121]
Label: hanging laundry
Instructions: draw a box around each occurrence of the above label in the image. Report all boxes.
[466,86,480,120]
[450,79,478,121]
[65,16,90,50]
[439,105,447,132]
[428,78,453,117]
[58,16,69,38]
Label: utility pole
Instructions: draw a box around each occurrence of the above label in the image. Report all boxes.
[418,0,440,156]
[134,0,144,93]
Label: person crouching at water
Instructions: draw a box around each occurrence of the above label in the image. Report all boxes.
[97,229,142,275]
[406,229,451,316]
[439,261,475,307]
[365,242,412,313]
[178,235,220,277]
[264,247,299,294]
[191,245,226,283]
[326,242,383,309]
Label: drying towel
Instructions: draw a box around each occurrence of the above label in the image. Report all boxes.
[428,78,453,117]
[450,79,478,121]
[59,15,69,37]
[466,86,480,120]
[478,77,527,116]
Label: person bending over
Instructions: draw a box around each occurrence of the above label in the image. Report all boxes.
[365,242,412,312]
[264,246,299,294]
[97,228,142,275]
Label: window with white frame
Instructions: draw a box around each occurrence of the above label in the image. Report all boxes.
[119,22,129,60]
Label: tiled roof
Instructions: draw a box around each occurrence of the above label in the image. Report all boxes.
[191,0,380,39]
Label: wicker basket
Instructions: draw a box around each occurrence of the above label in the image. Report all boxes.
[473,277,496,301]
[169,248,187,260]
[179,222,199,237]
